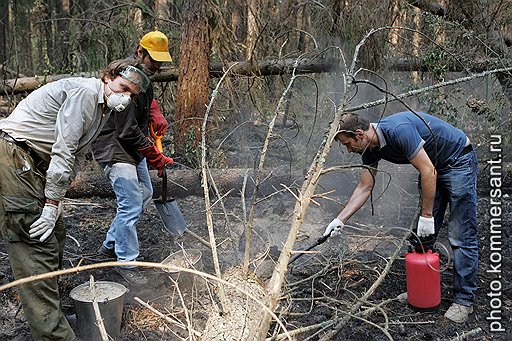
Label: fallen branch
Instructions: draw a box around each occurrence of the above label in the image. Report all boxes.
[67,167,304,199]
[1,58,338,95]
[89,275,109,341]
[200,63,239,314]
[345,66,512,113]
[447,327,482,341]
[316,302,393,341]
[266,320,334,341]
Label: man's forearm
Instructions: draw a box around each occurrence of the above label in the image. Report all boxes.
[338,184,372,223]
[410,148,437,218]
[420,171,436,217]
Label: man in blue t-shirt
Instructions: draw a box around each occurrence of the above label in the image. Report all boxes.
[323,111,478,323]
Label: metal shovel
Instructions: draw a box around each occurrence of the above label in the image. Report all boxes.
[154,165,188,236]
[151,127,187,237]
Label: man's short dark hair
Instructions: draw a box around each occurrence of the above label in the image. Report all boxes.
[337,113,370,137]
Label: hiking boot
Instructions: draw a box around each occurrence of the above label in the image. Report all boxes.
[115,266,148,285]
[97,245,116,259]
[444,303,473,323]
[396,292,408,303]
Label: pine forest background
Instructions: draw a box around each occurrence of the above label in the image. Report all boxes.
[1,0,511,169]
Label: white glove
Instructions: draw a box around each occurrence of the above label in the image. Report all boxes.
[417,216,435,237]
[29,204,59,242]
[323,218,344,237]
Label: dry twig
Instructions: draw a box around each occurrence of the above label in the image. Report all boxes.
[447,327,482,341]
[133,297,201,336]
[200,63,238,312]
[88,275,109,341]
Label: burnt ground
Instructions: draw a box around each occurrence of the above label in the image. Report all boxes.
[0,165,511,341]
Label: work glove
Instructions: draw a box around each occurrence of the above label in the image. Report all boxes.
[148,99,168,136]
[29,203,59,242]
[417,216,435,237]
[138,142,174,177]
[323,218,344,237]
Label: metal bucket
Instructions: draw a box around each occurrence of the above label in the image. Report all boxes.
[161,249,203,292]
[69,281,127,341]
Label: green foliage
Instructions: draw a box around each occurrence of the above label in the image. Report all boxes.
[423,48,449,81]
[4,1,182,76]
[41,55,56,76]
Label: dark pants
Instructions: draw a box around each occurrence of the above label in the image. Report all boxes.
[0,138,75,341]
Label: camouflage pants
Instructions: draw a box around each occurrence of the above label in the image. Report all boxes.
[0,138,75,341]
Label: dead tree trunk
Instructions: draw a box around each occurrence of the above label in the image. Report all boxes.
[1,58,339,96]
[66,168,304,199]
[174,0,210,154]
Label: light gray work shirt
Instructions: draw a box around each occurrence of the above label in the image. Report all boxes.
[0,77,110,200]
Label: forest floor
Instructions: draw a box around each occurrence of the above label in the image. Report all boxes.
[0,164,510,341]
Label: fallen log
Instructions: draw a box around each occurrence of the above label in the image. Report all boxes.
[67,167,305,199]
[66,161,508,199]
[1,58,339,95]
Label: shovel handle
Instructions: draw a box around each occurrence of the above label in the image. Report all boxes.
[150,124,164,153]
[150,124,168,200]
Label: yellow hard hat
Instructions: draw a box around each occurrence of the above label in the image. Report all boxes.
[139,31,172,62]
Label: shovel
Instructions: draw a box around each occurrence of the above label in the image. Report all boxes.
[150,127,211,247]
[151,126,187,237]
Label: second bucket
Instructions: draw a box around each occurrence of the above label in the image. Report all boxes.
[161,249,203,292]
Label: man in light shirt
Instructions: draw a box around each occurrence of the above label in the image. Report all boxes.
[0,59,149,341]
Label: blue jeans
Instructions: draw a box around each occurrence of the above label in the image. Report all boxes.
[433,150,478,306]
[103,159,153,263]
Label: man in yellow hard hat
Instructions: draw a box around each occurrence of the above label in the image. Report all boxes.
[135,30,173,139]
[92,30,174,285]
[139,30,173,67]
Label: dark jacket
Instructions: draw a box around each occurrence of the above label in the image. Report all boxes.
[92,85,153,166]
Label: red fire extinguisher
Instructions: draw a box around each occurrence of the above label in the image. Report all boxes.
[405,245,441,311]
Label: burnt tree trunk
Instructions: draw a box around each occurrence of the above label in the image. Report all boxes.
[175,0,210,156]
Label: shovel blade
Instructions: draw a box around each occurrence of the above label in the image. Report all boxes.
[155,199,187,236]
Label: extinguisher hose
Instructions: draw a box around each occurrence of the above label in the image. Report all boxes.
[430,241,451,273]
[345,224,452,273]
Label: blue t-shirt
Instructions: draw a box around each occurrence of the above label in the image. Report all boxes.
[361,112,467,171]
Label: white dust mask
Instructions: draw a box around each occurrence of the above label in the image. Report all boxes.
[106,84,131,112]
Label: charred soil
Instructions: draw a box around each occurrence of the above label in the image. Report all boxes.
[0,167,511,341]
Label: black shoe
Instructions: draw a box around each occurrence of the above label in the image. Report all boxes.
[115,266,149,285]
[97,245,116,259]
